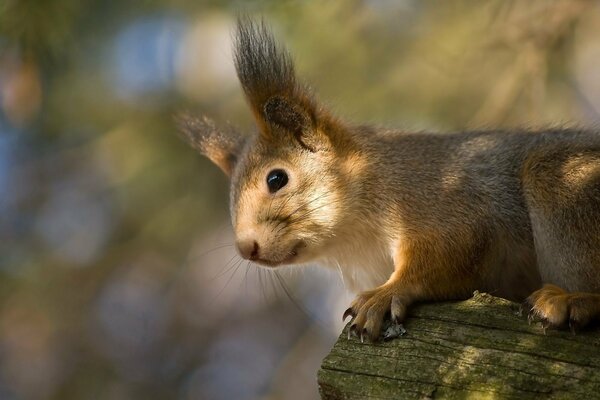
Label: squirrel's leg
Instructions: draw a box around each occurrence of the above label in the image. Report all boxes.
[523,285,600,333]
[522,147,600,332]
[343,238,477,342]
[343,270,415,343]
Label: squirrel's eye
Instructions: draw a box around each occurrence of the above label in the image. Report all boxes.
[266,169,288,193]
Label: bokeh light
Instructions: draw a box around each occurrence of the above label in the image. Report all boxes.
[0,1,599,399]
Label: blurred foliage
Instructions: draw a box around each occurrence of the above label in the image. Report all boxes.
[1,0,600,399]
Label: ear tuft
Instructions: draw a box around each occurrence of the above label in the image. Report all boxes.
[234,18,318,129]
[233,17,341,151]
[234,17,297,119]
[175,113,242,176]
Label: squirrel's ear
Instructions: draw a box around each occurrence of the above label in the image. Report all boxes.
[263,96,322,151]
[175,114,242,176]
[234,17,326,151]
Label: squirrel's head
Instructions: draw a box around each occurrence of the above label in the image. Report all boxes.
[178,18,361,267]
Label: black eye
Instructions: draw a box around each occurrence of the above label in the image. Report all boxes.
[267,169,288,193]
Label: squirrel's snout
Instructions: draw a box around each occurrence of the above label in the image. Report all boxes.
[237,239,259,261]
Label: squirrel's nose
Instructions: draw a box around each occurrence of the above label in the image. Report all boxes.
[237,239,259,260]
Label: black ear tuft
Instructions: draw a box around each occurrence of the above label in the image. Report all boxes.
[233,17,319,133]
[233,17,340,151]
[234,17,297,117]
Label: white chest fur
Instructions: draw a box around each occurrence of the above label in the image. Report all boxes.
[321,228,395,293]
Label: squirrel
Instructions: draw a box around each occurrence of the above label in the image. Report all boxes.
[177,18,600,341]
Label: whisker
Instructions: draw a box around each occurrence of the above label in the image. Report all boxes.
[267,269,278,302]
[257,264,266,305]
[287,191,330,218]
[272,193,335,235]
[273,270,329,331]
[208,257,244,306]
[291,204,333,223]
[208,254,241,282]
[191,243,236,260]
[289,199,341,222]
[274,187,299,217]
[275,198,344,235]
[267,192,274,220]
[243,259,252,295]
[161,242,238,292]
[268,188,300,235]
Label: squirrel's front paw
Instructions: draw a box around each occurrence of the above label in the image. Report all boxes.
[523,284,600,334]
[343,286,408,342]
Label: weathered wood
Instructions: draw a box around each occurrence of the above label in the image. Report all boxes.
[318,292,600,399]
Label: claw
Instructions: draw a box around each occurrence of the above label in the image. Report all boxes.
[342,307,355,322]
[540,318,549,335]
[520,300,532,318]
[348,323,357,340]
[360,329,365,343]
[527,309,537,325]
[569,319,579,336]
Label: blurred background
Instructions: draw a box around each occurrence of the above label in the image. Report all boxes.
[1,0,600,399]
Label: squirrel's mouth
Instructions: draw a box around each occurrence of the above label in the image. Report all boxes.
[254,241,304,267]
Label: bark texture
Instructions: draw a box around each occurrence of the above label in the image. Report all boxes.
[318,292,600,399]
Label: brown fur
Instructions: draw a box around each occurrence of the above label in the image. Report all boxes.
[178,19,600,341]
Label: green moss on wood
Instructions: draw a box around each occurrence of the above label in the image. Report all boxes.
[318,292,600,399]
